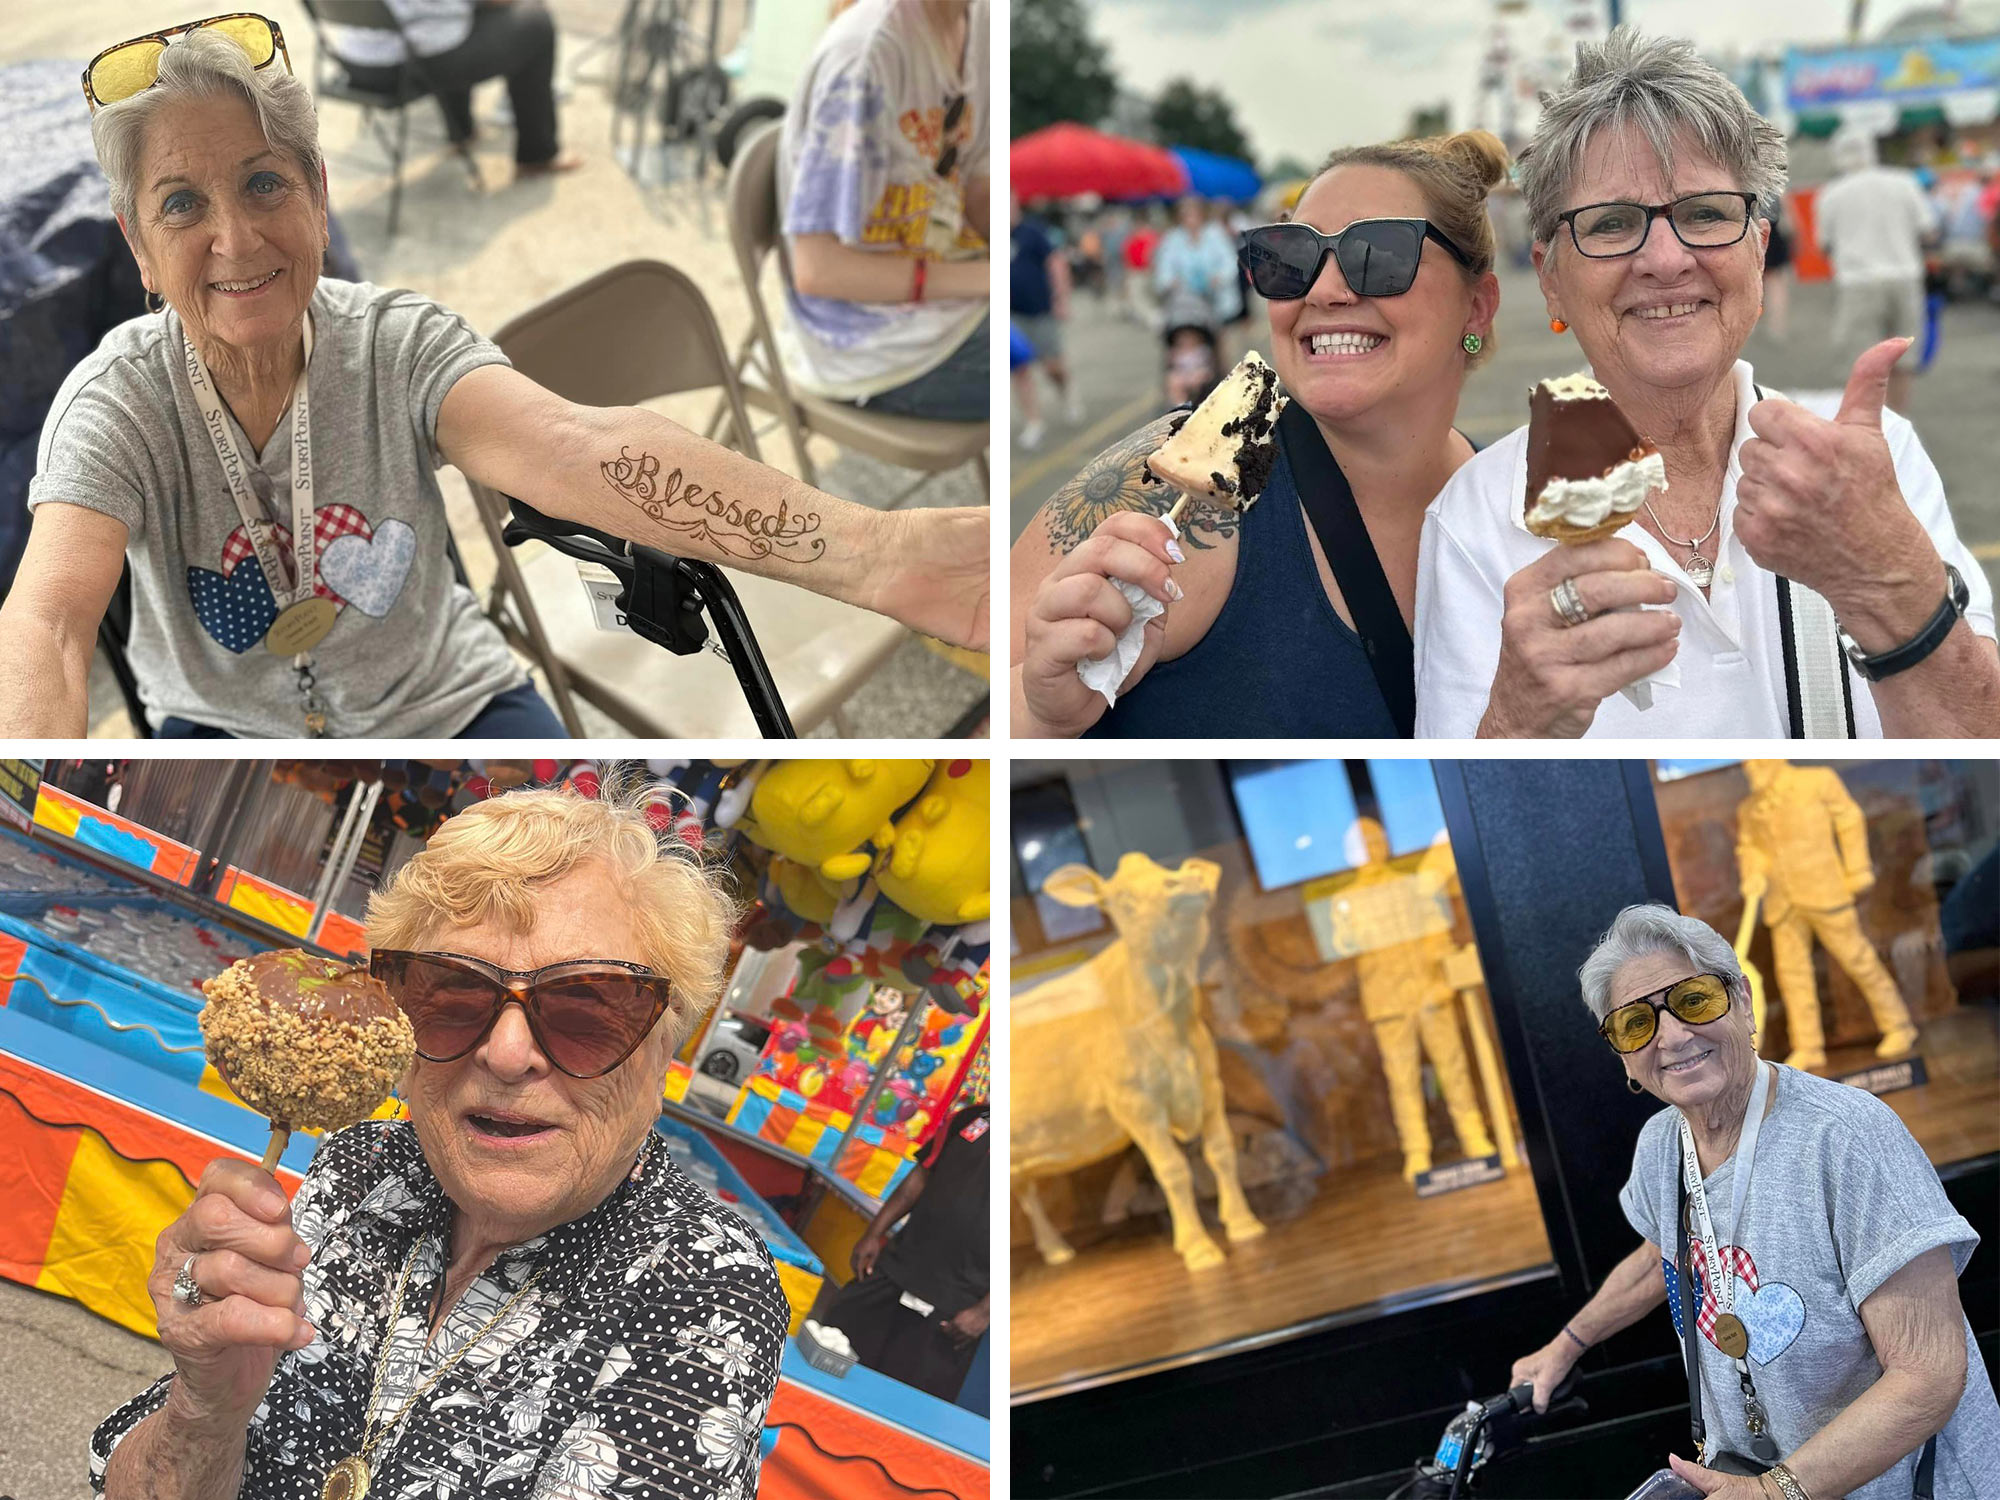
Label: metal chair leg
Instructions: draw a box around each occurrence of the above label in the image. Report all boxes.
[387,105,408,241]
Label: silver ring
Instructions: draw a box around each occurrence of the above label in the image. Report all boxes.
[172,1253,207,1308]
[1549,577,1591,628]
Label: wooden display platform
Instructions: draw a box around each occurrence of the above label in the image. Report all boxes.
[1010,1154,1554,1398]
[1814,1005,1999,1166]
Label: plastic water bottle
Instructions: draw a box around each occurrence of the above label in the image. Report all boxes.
[1432,1400,1483,1472]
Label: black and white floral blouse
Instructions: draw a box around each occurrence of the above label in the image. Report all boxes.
[91,1120,788,1499]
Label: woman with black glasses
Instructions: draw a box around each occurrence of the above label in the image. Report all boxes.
[91,785,788,1500]
[1010,130,1506,738]
[1415,26,1997,739]
[1504,904,1999,1500]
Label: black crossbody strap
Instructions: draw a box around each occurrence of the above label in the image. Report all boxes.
[1757,385,1857,740]
[1274,400,1416,737]
[1678,1171,1708,1457]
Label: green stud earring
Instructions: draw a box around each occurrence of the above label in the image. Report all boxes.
[1462,333,1483,355]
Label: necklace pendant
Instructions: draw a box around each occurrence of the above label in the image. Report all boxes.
[322,1454,370,1500]
[1685,550,1714,588]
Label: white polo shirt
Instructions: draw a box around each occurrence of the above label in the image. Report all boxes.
[1413,360,1995,738]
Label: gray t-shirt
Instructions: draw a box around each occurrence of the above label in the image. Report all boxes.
[1620,1063,2000,1499]
[29,277,523,736]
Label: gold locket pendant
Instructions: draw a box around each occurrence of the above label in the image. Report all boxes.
[321,1454,371,1500]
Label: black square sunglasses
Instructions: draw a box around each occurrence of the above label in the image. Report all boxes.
[1239,217,1476,301]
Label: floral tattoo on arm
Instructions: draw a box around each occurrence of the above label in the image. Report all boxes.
[599,447,825,563]
[1040,412,1242,554]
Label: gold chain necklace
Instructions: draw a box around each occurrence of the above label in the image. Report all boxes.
[321,1238,544,1500]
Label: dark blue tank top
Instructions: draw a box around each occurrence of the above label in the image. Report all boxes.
[1084,443,1405,738]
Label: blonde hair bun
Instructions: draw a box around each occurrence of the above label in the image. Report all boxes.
[1432,129,1512,192]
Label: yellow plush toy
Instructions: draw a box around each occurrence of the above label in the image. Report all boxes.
[874,759,990,926]
[738,760,933,882]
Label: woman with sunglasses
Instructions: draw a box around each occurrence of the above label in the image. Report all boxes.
[776,0,991,423]
[93,784,788,1500]
[1010,131,1505,738]
[1415,27,1998,739]
[1505,904,1999,1500]
[1,18,988,738]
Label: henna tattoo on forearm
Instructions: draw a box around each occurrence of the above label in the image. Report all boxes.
[1040,412,1241,554]
[599,446,826,563]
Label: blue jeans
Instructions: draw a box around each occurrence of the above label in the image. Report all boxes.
[851,316,989,422]
[157,681,568,738]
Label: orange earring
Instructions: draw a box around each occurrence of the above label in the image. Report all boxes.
[1550,317,1568,333]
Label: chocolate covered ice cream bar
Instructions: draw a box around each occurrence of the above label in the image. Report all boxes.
[1523,372,1666,544]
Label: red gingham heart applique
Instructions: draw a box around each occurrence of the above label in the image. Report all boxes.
[220,504,373,607]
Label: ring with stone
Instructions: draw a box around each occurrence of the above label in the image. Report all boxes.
[1549,577,1591,628]
[172,1253,207,1308]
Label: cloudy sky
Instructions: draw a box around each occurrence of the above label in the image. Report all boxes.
[1085,0,1869,164]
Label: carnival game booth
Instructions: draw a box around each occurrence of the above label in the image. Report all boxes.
[1010,758,2000,1499]
[0,758,990,1499]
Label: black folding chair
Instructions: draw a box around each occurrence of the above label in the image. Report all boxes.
[300,0,485,239]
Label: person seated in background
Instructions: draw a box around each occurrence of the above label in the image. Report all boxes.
[777,0,990,424]
[318,0,581,181]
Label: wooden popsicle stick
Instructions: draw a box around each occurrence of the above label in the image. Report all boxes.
[1165,491,1190,526]
[258,1125,290,1173]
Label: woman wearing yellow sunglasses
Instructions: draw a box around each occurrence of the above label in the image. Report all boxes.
[0,15,988,738]
[1503,904,1996,1500]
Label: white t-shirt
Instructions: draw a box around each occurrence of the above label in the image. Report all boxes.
[320,0,474,69]
[1814,167,1939,284]
[1413,360,1995,738]
[775,0,989,400]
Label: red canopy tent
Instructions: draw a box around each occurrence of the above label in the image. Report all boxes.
[1010,122,1190,201]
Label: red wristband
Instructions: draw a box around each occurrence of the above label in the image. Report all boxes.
[913,257,928,303]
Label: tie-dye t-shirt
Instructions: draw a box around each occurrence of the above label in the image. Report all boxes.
[1619,1063,2000,1498]
[776,0,989,399]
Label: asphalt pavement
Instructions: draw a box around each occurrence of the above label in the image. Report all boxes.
[1008,266,2000,608]
[0,1278,172,1500]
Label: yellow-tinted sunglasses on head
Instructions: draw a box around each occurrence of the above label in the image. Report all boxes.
[82,13,288,114]
[1599,973,1733,1054]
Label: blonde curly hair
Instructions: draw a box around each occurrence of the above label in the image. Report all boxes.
[365,782,739,1048]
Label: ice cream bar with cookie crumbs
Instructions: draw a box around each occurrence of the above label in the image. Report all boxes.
[1146,350,1289,511]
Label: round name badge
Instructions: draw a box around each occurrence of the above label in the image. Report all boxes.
[265,597,337,656]
[1712,1312,1750,1360]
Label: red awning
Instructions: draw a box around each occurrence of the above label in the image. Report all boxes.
[1010,122,1191,201]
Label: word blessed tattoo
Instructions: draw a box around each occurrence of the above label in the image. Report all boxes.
[599,447,825,563]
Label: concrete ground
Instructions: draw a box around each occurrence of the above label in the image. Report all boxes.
[1008,266,2000,611]
[0,1278,172,1500]
[2,0,988,739]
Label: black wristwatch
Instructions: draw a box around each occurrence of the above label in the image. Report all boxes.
[1840,564,1970,681]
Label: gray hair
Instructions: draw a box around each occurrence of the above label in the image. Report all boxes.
[90,26,324,231]
[1517,26,1789,244]
[1578,903,1746,1023]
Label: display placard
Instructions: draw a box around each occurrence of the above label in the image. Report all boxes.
[0,760,43,833]
[1833,1055,1929,1096]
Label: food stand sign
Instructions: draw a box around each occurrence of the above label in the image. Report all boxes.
[0,760,44,833]
[1784,37,2000,110]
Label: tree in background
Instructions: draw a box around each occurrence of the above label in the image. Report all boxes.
[1151,78,1253,162]
[1012,0,1119,138]
[1266,154,1318,185]
[1405,103,1451,139]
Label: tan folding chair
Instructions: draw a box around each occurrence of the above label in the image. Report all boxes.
[461,258,907,738]
[720,120,989,506]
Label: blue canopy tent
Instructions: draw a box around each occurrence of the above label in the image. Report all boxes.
[1166,145,1263,203]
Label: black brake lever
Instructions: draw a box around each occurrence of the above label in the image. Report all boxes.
[501,495,631,561]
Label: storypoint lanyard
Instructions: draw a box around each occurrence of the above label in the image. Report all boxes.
[182,311,333,735]
[1678,1059,1778,1462]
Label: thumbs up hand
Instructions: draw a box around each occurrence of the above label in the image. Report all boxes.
[1738,338,1945,652]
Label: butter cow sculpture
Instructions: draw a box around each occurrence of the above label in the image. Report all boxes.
[1011,854,1265,1271]
[1735,759,1919,1070]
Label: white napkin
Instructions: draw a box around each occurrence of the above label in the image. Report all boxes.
[1076,514,1178,707]
[1618,602,1682,711]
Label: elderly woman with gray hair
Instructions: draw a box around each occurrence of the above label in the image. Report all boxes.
[1507,904,2000,1500]
[1414,26,1998,740]
[0,14,987,738]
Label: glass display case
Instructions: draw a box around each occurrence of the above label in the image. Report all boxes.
[1009,759,1554,1398]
